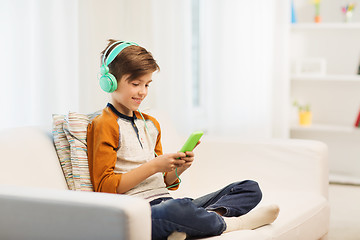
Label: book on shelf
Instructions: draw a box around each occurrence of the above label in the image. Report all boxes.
[354,109,360,128]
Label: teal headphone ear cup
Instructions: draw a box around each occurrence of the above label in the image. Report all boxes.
[99,73,117,93]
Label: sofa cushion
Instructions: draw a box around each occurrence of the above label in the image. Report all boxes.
[0,127,68,190]
[198,230,268,240]
[255,191,330,240]
[194,192,329,240]
[52,111,100,191]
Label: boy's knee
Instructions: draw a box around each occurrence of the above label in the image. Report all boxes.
[155,198,195,220]
[168,198,196,217]
[248,180,262,204]
[238,180,263,204]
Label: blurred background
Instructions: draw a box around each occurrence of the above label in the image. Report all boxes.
[2,0,360,184]
[0,0,288,139]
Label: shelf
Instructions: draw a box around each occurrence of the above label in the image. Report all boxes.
[291,74,360,82]
[291,23,360,30]
[291,124,360,133]
[329,173,360,185]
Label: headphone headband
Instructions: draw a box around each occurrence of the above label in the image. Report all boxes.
[99,41,139,93]
[102,41,139,67]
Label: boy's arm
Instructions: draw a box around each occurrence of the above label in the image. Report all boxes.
[87,119,122,193]
[116,162,156,193]
[117,153,186,193]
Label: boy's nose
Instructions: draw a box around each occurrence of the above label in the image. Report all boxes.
[139,87,147,95]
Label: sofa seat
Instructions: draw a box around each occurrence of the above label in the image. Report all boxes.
[256,192,329,240]
[189,192,329,240]
[0,126,330,240]
[203,230,263,240]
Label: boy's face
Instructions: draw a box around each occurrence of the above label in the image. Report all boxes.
[110,72,153,116]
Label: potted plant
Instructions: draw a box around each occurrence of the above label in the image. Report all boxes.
[312,0,321,23]
[342,3,356,23]
[293,101,312,126]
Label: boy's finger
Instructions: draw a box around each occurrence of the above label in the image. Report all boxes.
[174,158,185,163]
[181,159,193,164]
[184,151,194,157]
[174,159,186,165]
[174,152,186,158]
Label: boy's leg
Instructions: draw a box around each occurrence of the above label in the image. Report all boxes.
[151,198,226,240]
[192,181,280,233]
[192,180,262,217]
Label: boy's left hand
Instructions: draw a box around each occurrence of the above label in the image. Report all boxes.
[178,141,201,170]
[179,151,194,169]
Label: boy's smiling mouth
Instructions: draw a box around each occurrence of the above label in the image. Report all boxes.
[133,97,143,104]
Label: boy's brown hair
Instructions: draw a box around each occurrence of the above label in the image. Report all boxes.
[101,39,160,82]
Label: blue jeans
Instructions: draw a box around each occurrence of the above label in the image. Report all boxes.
[150,180,262,240]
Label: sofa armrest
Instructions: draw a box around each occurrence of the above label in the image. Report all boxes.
[0,185,151,240]
[177,138,329,200]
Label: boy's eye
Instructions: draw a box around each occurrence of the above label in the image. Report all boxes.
[132,83,139,86]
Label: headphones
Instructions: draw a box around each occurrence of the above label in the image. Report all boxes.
[99,41,139,93]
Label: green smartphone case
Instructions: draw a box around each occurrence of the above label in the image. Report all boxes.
[179,131,204,152]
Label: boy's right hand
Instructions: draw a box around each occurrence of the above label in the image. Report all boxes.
[150,152,186,173]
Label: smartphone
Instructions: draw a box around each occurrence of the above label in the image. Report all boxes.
[179,131,204,153]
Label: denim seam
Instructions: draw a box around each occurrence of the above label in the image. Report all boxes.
[206,205,231,216]
[205,194,231,216]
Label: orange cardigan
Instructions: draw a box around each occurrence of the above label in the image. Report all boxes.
[87,105,179,194]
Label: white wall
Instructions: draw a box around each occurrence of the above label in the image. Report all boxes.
[77,0,157,114]
[77,0,287,139]
[198,0,280,138]
[0,0,79,130]
[77,0,197,135]
[1,0,289,140]
[151,0,193,133]
[272,0,291,138]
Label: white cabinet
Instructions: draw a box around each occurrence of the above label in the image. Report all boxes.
[289,7,360,184]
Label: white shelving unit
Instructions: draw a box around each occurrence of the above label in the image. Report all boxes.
[291,22,360,30]
[289,3,360,184]
[292,74,360,82]
[291,124,360,133]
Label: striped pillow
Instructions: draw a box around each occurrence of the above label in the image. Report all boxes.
[52,111,100,191]
[52,114,75,190]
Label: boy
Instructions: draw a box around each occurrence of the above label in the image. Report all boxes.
[87,40,279,240]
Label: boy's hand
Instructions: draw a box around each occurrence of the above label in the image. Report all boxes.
[178,141,201,171]
[151,152,186,173]
[178,151,195,170]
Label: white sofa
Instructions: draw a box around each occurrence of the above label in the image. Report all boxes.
[0,125,330,240]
